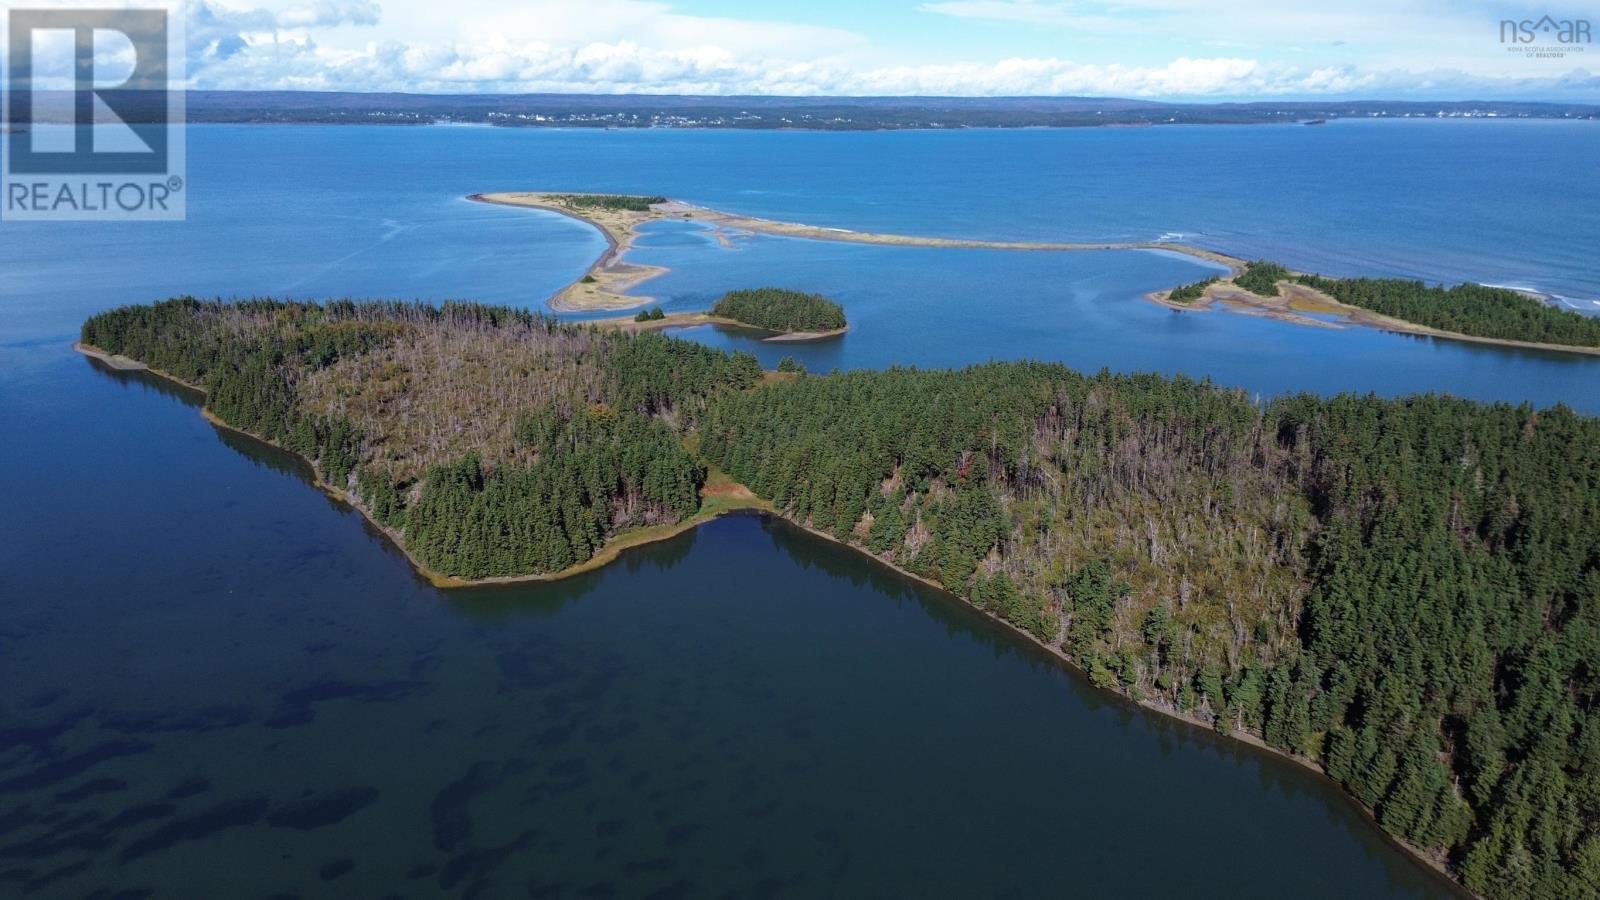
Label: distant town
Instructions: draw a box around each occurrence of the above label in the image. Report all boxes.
[30,91,1594,130]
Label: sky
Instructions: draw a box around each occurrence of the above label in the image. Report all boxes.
[11,0,1600,99]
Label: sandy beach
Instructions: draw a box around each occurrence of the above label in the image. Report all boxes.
[471,191,1247,310]
[479,191,1598,359]
[1151,275,1600,357]
[73,342,151,370]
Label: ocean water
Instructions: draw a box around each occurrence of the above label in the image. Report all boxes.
[1,120,1594,896]
[4,120,1596,407]
[616,220,1599,409]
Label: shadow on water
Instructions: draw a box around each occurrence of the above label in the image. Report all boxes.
[445,529,703,621]
[751,512,1468,898]
[80,354,205,406]
[79,356,455,591]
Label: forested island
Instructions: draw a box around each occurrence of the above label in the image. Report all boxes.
[81,298,1599,899]
[1296,275,1600,347]
[1173,260,1600,352]
[709,288,848,335]
[614,289,846,340]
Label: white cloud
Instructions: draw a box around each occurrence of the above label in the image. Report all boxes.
[8,0,1591,98]
[186,35,1600,99]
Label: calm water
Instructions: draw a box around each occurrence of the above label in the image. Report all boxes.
[617,220,1600,408]
[1,121,1592,896]
[4,121,1597,408]
[0,349,1459,897]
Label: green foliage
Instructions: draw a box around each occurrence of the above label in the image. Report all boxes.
[1064,560,1127,659]
[701,360,1600,897]
[80,297,395,492]
[84,299,1600,896]
[1298,274,1600,347]
[711,288,847,333]
[406,408,703,578]
[1234,260,1291,296]
[1166,277,1218,304]
[552,193,666,212]
[633,306,666,322]
[606,332,762,416]
[776,356,806,374]
[81,298,756,579]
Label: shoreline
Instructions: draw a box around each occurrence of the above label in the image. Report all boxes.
[468,192,670,310]
[775,518,1471,897]
[78,337,1473,898]
[75,342,770,590]
[475,191,1599,359]
[469,191,1248,311]
[1151,278,1600,357]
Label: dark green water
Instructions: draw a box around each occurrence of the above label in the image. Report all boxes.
[0,341,1463,898]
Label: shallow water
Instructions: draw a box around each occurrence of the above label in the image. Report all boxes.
[615,220,1600,409]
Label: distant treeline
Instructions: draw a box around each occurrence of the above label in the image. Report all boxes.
[711,288,847,333]
[554,194,666,212]
[1298,275,1600,348]
[84,299,1600,898]
[65,91,1600,130]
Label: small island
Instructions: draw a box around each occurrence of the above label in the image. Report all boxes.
[710,288,848,339]
[601,289,848,342]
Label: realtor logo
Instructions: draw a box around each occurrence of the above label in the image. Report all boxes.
[2,3,186,221]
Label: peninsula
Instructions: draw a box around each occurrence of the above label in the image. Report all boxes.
[469,190,1247,307]
[1156,261,1600,355]
[474,192,1600,356]
[78,296,1599,899]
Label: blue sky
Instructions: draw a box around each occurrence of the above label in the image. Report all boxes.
[17,0,1600,98]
